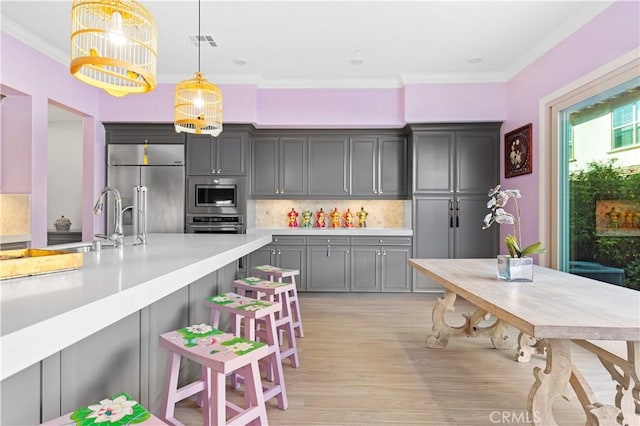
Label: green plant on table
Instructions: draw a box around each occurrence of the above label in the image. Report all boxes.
[482,185,547,258]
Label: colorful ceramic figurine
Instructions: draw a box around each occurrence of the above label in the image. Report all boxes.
[287,208,299,227]
[343,208,354,228]
[356,206,368,228]
[329,208,341,228]
[316,208,327,228]
[301,209,313,227]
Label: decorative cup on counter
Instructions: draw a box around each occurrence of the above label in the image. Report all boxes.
[287,208,299,228]
[54,216,71,231]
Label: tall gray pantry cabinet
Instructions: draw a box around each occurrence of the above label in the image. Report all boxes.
[411,123,501,292]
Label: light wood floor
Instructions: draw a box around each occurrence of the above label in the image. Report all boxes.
[174,293,623,425]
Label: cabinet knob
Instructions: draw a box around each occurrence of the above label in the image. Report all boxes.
[376,250,381,256]
[326,239,330,243]
[344,187,348,193]
[275,189,280,194]
[373,189,378,194]
[217,169,222,174]
[274,237,278,242]
[277,249,282,255]
[379,239,383,243]
[345,249,350,254]
[382,250,387,256]
[379,190,383,195]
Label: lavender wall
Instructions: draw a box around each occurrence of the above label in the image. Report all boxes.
[503,0,640,253]
[1,0,637,249]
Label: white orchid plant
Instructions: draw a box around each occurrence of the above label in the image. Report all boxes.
[483,185,546,258]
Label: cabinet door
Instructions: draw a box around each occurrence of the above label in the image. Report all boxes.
[307,244,350,291]
[381,246,412,292]
[350,136,377,197]
[105,123,186,145]
[217,132,246,175]
[186,134,215,175]
[454,195,498,259]
[248,245,275,272]
[308,136,349,197]
[277,245,307,292]
[252,137,279,196]
[60,312,141,413]
[413,196,452,291]
[378,136,407,198]
[456,130,499,194]
[413,131,454,193]
[280,137,308,196]
[351,245,380,291]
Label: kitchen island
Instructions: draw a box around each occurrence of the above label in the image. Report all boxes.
[0,232,272,424]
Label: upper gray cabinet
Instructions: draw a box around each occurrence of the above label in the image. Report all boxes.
[350,135,406,198]
[249,129,408,199]
[186,130,247,176]
[412,124,500,194]
[252,136,308,197]
[308,136,349,197]
[104,123,186,145]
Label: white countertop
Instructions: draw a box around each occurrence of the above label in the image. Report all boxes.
[251,227,413,236]
[0,232,273,381]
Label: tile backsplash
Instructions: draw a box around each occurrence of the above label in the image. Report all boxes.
[253,200,409,228]
[0,194,31,235]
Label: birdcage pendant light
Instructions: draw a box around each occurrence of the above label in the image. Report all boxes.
[174,0,223,136]
[70,0,158,97]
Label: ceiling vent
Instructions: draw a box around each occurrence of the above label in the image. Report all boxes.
[188,35,217,47]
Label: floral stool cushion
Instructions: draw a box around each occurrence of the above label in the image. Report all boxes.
[41,392,166,425]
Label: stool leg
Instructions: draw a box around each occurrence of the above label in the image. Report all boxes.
[277,291,299,368]
[245,361,269,426]
[207,369,225,426]
[161,351,182,426]
[288,276,304,338]
[264,312,288,410]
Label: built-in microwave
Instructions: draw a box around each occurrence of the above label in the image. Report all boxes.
[187,176,245,215]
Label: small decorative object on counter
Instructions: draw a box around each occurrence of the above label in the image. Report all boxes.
[343,208,354,228]
[301,209,313,227]
[54,216,72,231]
[329,208,341,228]
[287,208,299,228]
[356,206,368,228]
[316,208,327,228]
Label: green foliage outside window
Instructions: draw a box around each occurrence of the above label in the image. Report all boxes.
[569,160,640,290]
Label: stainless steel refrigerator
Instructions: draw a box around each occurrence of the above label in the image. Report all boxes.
[107,144,185,235]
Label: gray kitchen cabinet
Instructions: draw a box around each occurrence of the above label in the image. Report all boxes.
[251,136,308,197]
[1,363,41,425]
[247,235,307,291]
[60,311,142,414]
[186,130,247,176]
[307,236,350,291]
[308,136,349,197]
[104,123,186,145]
[351,236,412,292]
[410,123,500,292]
[350,135,407,198]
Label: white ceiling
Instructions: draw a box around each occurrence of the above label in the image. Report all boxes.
[1,0,613,88]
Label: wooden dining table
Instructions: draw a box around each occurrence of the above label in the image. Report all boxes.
[408,258,640,426]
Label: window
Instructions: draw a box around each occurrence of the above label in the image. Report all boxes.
[612,100,640,149]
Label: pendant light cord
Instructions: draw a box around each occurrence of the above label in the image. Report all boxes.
[198,0,201,73]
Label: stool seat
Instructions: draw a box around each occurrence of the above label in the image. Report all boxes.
[251,265,305,338]
[41,392,165,425]
[233,278,300,368]
[204,292,288,410]
[160,324,269,426]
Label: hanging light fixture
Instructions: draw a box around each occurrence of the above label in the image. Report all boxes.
[174,0,223,136]
[70,0,158,97]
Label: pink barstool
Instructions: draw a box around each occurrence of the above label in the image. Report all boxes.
[233,277,300,368]
[252,265,304,338]
[159,324,269,426]
[204,292,288,410]
[41,392,165,425]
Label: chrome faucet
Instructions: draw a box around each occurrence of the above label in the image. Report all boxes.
[93,186,124,247]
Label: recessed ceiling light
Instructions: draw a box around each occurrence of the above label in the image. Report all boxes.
[350,49,363,66]
[467,57,483,64]
[232,58,247,66]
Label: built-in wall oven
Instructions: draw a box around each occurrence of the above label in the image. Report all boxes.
[186,215,245,234]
